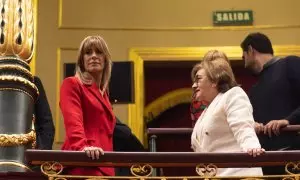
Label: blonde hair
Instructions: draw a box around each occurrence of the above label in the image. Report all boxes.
[75,36,112,92]
[191,57,237,93]
[202,49,229,62]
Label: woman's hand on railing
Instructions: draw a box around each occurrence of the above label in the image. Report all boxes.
[246,148,265,157]
[83,146,104,160]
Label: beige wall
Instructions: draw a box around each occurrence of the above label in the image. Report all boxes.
[36,0,300,149]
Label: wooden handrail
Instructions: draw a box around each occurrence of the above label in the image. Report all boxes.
[148,128,192,135]
[147,125,300,136]
[26,150,300,168]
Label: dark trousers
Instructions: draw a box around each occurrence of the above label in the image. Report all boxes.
[262,166,286,175]
[263,145,300,175]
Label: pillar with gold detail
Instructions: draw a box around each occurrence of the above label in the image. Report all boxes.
[0,0,38,172]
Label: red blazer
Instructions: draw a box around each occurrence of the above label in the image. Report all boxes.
[60,77,116,176]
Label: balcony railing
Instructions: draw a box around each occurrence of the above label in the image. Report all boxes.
[2,125,294,179]
[25,150,300,180]
[147,125,300,152]
[147,125,300,136]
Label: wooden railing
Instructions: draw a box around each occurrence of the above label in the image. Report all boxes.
[25,150,300,168]
[8,126,298,180]
[147,125,300,152]
[25,150,300,179]
[147,125,300,136]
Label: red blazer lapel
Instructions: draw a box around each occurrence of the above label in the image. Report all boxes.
[86,84,114,120]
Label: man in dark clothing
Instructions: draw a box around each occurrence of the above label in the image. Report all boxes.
[113,117,144,151]
[34,76,55,150]
[113,117,145,176]
[241,32,300,175]
[30,76,55,172]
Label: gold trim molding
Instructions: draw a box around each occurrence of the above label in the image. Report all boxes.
[0,75,39,95]
[58,0,300,32]
[39,161,300,179]
[128,46,300,144]
[0,88,35,101]
[55,47,78,143]
[30,0,38,74]
[0,161,32,172]
[0,64,34,80]
[58,24,300,31]
[55,48,61,143]
[144,88,192,122]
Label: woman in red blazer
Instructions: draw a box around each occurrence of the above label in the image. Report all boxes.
[60,35,116,176]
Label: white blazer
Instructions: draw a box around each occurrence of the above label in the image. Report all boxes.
[191,87,263,176]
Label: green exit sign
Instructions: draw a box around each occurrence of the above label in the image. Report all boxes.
[213,10,253,26]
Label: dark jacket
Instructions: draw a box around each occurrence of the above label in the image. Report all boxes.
[249,56,300,150]
[113,117,144,152]
[34,76,55,150]
[113,117,145,176]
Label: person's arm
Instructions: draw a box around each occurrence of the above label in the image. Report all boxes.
[60,78,88,150]
[34,76,55,150]
[224,87,263,156]
[285,57,300,124]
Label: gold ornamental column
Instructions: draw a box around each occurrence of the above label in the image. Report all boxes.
[0,0,38,172]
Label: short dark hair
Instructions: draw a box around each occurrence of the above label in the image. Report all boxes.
[241,32,274,55]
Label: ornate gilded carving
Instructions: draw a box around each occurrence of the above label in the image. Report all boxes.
[0,130,35,147]
[0,0,34,61]
[130,164,153,177]
[0,87,34,100]
[31,114,36,148]
[282,177,298,180]
[196,164,218,177]
[285,162,300,175]
[0,75,39,95]
[0,64,33,79]
[0,60,39,101]
[0,55,31,63]
[41,162,64,176]
[0,0,38,172]
[0,161,32,172]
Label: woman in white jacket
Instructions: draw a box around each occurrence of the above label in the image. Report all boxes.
[191,51,264,176]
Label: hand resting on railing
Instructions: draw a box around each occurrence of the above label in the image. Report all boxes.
[147,125,300,136]
[83,146,104,160]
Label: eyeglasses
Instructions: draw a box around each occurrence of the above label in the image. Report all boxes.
[193,76,203,85]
